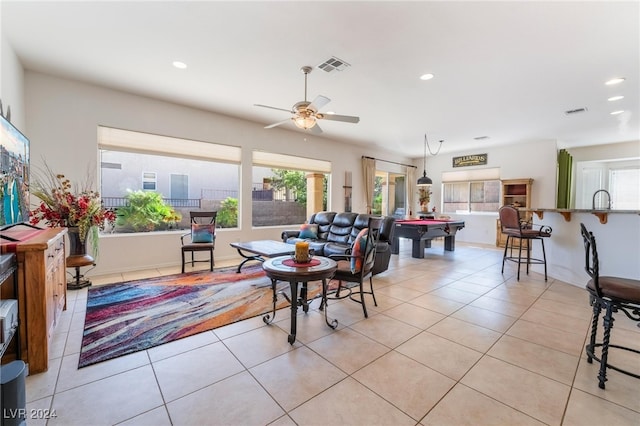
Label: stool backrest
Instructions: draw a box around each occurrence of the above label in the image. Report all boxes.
[580,223,601,296]
[498,205,521,231]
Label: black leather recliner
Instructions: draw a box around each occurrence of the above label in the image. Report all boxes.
[281,211,396,275]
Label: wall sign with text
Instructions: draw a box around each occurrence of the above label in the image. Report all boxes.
[453,154,488,168]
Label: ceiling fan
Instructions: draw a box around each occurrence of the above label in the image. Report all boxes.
[254,66,360,134]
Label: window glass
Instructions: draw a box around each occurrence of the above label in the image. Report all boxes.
[575,159,639,210]
[470,180,500,211]
[372,171,406,217]
[142,172,157,191]
[99,128,240,233]
[443,180,500,213]
[610,168,640,209]
[251,150,331,227]
[372,175,383,215]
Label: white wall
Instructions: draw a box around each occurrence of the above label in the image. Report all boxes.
[23,71,413,274]
[568,140,640,162]
[0,36,25,129]
[540,212,640,286]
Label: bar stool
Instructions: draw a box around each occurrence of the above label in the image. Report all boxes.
[580,223,640,389]
[66,253,95,290]
[498,205,552,281]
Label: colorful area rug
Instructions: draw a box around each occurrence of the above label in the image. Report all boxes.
[79,264,311,368]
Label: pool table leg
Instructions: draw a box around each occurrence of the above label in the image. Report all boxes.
[444,236,456,251]
[412,239,426,258]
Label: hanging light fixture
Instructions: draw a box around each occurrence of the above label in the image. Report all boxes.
[416,134,443,186]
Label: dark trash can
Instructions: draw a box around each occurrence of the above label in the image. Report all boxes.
[1,360,26,426]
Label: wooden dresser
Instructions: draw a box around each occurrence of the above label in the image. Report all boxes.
[1,227,67,373]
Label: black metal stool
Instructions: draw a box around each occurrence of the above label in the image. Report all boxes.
[581,223,640,389]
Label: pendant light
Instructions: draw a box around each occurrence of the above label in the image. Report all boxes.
[417,134,443,186]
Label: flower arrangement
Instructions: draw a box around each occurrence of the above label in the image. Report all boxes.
[418,187,432,210]
[29,168,116,250]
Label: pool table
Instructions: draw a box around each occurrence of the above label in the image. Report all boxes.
[391,219,466,258]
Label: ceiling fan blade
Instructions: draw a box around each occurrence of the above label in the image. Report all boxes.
[264,118,292,129]
[310,123,323,134]
[307,95,331,112]
[254,104,293,113]
[317,113,360,123]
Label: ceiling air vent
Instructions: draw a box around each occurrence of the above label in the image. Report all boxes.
[564,107,588,115]
[473,136,490,140]
[317,57,350,73]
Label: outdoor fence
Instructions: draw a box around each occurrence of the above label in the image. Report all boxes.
[102,197,202,209]
[102,183,306,231]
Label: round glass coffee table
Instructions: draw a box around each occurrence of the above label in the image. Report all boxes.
[262,255,338,344]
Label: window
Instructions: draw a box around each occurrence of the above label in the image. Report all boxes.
[142,172,156,190]
[443,180,500,213]
[98,126,241,232]
[372,172,406,217]
[575,159,640,210]
[610,168,640,209]
[252,151,331,226]
[170,174,188,200]
[442,168,500,214]
[372,175,383,215]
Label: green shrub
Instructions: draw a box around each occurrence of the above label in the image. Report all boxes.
[115,190,181,232]
[217,197,238,228]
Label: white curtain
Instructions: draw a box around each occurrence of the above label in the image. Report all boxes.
[362,157,376,214]
[406,166,416,217]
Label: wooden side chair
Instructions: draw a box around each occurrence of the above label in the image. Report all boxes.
[181,211,217,273]
[580,223,640,389]
[498,205,552,281]
[327,216,383,318]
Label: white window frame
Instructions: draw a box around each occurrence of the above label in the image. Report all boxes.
[142,171,157,191]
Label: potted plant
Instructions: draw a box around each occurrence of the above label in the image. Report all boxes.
[29,168,116,258]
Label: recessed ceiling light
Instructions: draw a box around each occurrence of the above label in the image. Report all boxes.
[607,95,624,101]
[172,61,187,69]
[420,73,434,81]
[605,77,625,85]
[610,110,625,115]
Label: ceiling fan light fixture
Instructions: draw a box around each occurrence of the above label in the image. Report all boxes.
[294,114,317,130]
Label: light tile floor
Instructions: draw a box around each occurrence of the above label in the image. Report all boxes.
[24,241,640,425]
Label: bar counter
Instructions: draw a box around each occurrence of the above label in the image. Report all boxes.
[521,208,640,224]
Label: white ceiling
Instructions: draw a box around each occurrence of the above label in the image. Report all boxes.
[2,1,639,158]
